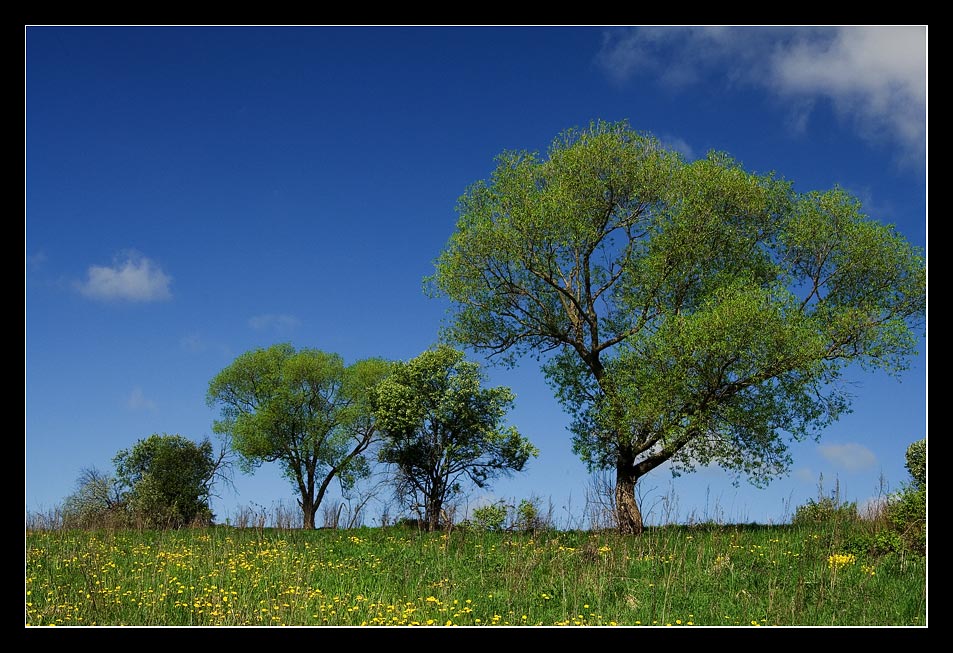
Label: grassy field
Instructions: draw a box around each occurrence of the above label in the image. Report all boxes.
[25,519,926,627]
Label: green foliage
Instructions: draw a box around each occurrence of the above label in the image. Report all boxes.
[791,496,859,526]
[61,467,127,529]
[873,530,908,556]
[515,498,545,532]
[470,502,509,531]
[905,438,925,490]
[843,528,907,557]
[843,439,926,558]
[462,497,548,532]
[885,488,926,552]
[375,344,538,530]
[207,343,391,529]
[791,475,858,526]
[113,434,217,529]
[429,119,926,533]
[876,438,927,555]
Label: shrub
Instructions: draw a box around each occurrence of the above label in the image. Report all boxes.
[394,517,428,530]
[60,467,132,530]
[470,502,509,531]
[791,474,858,525]
[515,498,544,532]
[882,486,926,555]
[792,496,858,525]
[877,438,926,555]
[905,438,925,491]
[848,439,926,558]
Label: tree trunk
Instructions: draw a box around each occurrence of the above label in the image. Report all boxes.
[426,495,441,531]
[615,458,644,536]
[302,496,316,530]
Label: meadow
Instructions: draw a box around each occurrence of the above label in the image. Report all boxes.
[25,519,925,627]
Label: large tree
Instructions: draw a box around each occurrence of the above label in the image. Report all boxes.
[207,343,391,529]
[374,344,538,531]
[429,120,926,535]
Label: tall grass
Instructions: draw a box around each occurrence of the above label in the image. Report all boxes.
[25,518,925,627]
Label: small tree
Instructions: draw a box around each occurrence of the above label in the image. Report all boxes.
[61,466,126,529]
[375,345,538,531]
[207,343,392,529]
[113,433,220,528]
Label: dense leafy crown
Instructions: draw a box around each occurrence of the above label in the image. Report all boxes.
[430,120,925,485]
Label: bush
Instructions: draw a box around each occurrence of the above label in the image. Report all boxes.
[60,467,132,530]
[883,486,926,554]
[905,438,925,491]
[394,517,428,530]
[877,438,926,555]
[465,497,551,532]
[470,502,509,531]
[847,438,926,558]
[791,474,858,526]
[845,529,908,557]
[515,498,546,532]
[792,495,858,525]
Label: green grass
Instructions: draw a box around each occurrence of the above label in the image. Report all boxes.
[25,521,925,626]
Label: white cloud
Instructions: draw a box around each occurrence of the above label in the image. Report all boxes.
[818,443,878,472]
[596,26,926,163]
[127,387,157,412]
[771,26,925,162]
[248,313,301,333]
[76,252,172,302]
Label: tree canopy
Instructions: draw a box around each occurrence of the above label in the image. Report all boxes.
[113,433,221,528]
[207,343,391,529]
[429,119,926,534]
[375,344,538,530]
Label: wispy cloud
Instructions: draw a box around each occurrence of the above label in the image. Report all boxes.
[818,443,878,472]
[248,313,301,334]
[180,333,207,353]
[75,252,172,302]
[179,333,231,358]
[27,251,48,270]
[596,26,926,164]
[794,467,817,483]
[659,134,696,161]
[596,25,769,88]
[127,386,157,412]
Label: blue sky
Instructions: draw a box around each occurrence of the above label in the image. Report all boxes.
[25,26,927,528]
